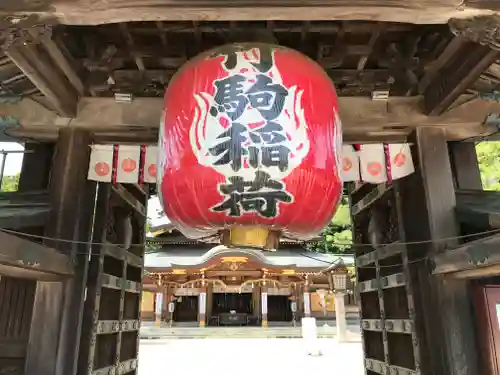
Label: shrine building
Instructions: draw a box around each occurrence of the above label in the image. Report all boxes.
[140,223,356,327]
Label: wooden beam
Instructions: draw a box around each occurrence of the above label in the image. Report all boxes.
[39,36,85,95]
[1,95,499,142]
[422,39,499,116]
[5,45,78,117]
[155,21,168,47]
[418,36,465,94]
[357,29,380,71]
[0,230,73,280]
[119,23,145,71]
[432,233,500,278]
[111,183,147,217]
[15,2,498,25]
[0,190,51,229]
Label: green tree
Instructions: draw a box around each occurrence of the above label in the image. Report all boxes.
[1,174,19,192]
[307,196,353,254]
[476,141,500,191]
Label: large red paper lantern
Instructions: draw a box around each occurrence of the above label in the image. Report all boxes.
[158,43,343,246]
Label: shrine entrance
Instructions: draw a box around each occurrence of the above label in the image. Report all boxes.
[1,4,500,375]
[173,296,198,323]
[267,296,293,322]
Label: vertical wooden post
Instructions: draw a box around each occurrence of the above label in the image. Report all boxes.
[206,284,213,323]
[399,127,479,375]
[25,128,95,375]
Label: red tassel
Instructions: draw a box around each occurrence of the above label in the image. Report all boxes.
[139,144,146,184]
[112,144,119,184]
[353,144,362,183]
[383,143,392,184]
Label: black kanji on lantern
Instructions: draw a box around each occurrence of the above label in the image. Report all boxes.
[212,171,292,218]
[249,121,286,145]
[209,121,291,173]
[209,122,248,172]
[210,75,249,121]
[211,46,274,73]
[246,75,288,121]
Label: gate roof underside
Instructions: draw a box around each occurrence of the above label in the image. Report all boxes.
[2,0,499,25]
[1,11,500,143]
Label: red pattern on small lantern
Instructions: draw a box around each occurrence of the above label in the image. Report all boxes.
[393,152,406,167]
[94,162,110,177]
[122,158,137,173]
[342,157,352,172]
[367,162,382,176]
[148,164,157,177]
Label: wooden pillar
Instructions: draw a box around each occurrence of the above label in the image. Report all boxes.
[398,127,479,375]
[252,285,261,318]
[261,287,268,327]
[296,288,304,318]
[206,284,213,321]
[25,128,95,375]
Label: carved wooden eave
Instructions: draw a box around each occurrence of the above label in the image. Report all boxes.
[0,230,73,281]
[2,0,499,25]
[455,189,500,229]
[432,233,500,278]
[0,16,84,116]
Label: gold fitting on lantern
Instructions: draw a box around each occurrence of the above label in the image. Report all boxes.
[229,226,270,248]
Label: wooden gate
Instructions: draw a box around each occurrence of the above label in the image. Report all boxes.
[351,182,421,375]
[78,183,148,375]
[0,277,36,375]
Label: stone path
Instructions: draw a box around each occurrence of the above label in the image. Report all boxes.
[138,338,364,375]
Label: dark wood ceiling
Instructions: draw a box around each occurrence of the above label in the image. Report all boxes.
[0,51,38,100]
[56,21,453,97]
[1,19,500,121]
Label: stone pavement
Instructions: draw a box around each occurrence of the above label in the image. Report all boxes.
[138,338,365,375]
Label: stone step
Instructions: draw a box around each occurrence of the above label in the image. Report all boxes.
[139,326,345,339]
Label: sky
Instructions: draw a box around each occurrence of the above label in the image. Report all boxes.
[0,142,24,176]
[1,141,168,226]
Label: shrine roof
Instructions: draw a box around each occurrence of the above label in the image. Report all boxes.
[144,245,354,270]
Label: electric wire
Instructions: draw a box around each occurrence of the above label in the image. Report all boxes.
[1,225,499,249]
[1,226,499,271]
[299,251,429,269]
